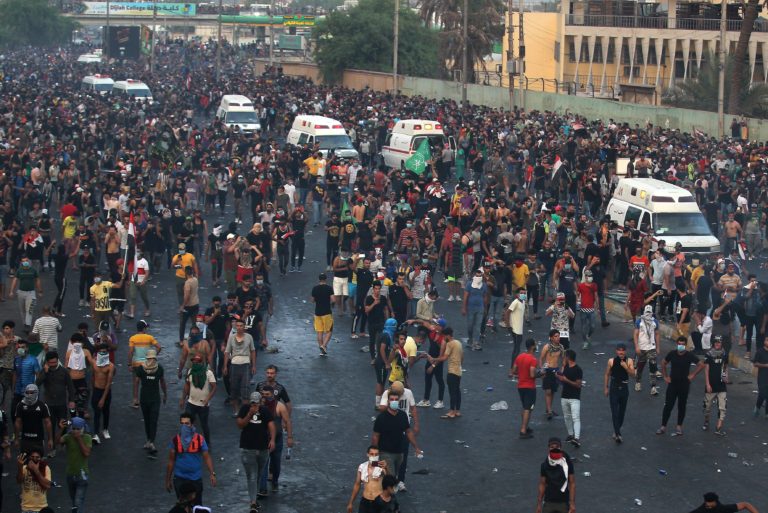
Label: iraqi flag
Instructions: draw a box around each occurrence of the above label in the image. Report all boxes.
[122,212,137,280]
[551,155,563,180]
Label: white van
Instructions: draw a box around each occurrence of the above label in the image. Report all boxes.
[112,80,153,103]
[80,74,114,95]
[381,119,455,169]
[76,53,102,64]
[216,95,261,133]
[605,178,720,254]
[286,115,359,159]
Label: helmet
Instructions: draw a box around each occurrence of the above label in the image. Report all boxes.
[384,318,398,329]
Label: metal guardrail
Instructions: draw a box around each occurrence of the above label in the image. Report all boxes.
[566,14,768,32]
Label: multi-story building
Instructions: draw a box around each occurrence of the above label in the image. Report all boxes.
[500,0,768,95]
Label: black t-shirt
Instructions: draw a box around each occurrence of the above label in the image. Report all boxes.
[373,495,400,513]
[560,364,583,400]
[238,404,274,450]
[677,294,692,323]
[255,380,291,405]
[311,284,334,316]
[204,306,229,340]
[690,503,739,513]
[372,410,410,453]
[365,295,388,327]
[754,346,768,386]
[704,351,727,393]
[696,274,713,305]
[15,400,51,441]
[243,311,263,340]
[388,284,408,310]
[540,454,575,503]
[665,350,699,384]
[236,287,258,307]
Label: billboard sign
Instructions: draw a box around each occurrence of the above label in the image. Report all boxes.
[81,2,196,16]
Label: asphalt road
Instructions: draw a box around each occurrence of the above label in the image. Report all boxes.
[1,209,767,513]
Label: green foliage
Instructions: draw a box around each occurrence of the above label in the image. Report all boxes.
[0,0,78,47]
[417,0,505,82]
[313,0,442,84]
[663,50,768,118]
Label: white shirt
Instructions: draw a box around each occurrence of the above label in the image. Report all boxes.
[379,387,416,423]
[507,299,525,335]
[697,316,713,350]
[32,316,62,350]
[186,369,216,406]
[737,195,749,213]
[133,258,150,284]
[283,184,296,205]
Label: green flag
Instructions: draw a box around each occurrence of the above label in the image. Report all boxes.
[340,199,354,223]
[405,139,431,175]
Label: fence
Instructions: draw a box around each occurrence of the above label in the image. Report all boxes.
[254,59,768,140]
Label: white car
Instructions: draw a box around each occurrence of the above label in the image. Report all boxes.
[77,53,102,64]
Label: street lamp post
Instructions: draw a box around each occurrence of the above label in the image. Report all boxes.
[150,1,157,74]
[461,0,468,106]
[717,0,727,138]
[393,0,399,94]
[216,0,222,80]
[105,0,110,58]
[269,0,275,68]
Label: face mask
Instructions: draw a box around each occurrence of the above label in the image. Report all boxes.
[564,264,572,270]
[23,390,38,405]
[422,259,429,265]
[677,344,686,352]
[369,455,379,463]
[96,352,110,367]
[94,277,102,284]
[190,334,202,345]
[180,424,195,438]
[586,277,594,283]
[389,400,400,411]
[549,450,564,460]
[691,259,700,266]
[21,261,30,268]
[519,294,527,301]
[17,348,27,357]
[515,262,523,268]
[179,250,186,255]
[265,396,275,402]
[406,223,413,228]
[256,280,264,286]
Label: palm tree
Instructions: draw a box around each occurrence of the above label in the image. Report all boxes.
[417,0,505,83]
[664,50,768,116]
[728,0,761,114]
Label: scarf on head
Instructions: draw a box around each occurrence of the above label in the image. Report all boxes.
[382,322,397,343]
[67,344,86,371]
[471,276,483,289]
[547,454,569,492]
[96,352,110,367]
[143,358,159,375]
[190,362,208,389]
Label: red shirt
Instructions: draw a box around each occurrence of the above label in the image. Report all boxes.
[514,352,538,389]
[577,282,598,309]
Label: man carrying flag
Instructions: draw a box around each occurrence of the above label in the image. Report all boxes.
[405,140,433,176]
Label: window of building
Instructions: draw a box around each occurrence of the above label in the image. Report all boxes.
[606,39,615,63]
[594,40,603,63]
[554,41,561,63]
[568,39,576,62]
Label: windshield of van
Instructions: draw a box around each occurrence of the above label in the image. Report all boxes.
[653,213,714,236]
[226,111,259,124]
[128,88,151,98]
[317,135,354,150]
[95,84,112,92]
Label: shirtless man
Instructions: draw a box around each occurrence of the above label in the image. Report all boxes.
[540,329,565,420]
[91,343,115,443]
[723,212,742,255]
[177,324,213,380]
[104,225,121,275]
[346,445,389,513]
[65,335,93,417]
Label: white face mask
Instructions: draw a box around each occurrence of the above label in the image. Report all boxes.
[369,455,379,463]
[586,277,593,283]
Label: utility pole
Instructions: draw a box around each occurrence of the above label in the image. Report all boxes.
[717,0,727,138]
[105,0,110,58]
[393,0,399,94]
[461,0,468,106]
[150,1,157,74]
[216,0,222,80]
[507,0,515,110]
[269,0,275,68]
[518,0,525,111]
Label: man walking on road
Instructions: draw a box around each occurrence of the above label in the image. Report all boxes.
[165,413,216,507]
[311,273,334,356]
[511,338,539,439]
[634,304,661,396]
[604,343,635,444]
[656,336,704,437]
[535,437,575,513]
[702,336,728,435]
[558,349,583,448]
[237,391,276,513]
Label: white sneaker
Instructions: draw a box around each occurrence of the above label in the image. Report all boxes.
[634,382,642,392]
[447,296,454,302]
[415,400,431,407]
[395,481,407,493]
[92,434,101,445]
[102,430,111,440]
[143,441,151,450]
[433,400,445,409]
[650,386,659,396]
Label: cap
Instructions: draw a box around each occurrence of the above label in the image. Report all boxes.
[556,292,565,299]
[145,349,157,359]
[643,305,653,315]
[137,320,149,331]
[178,243,186,250]
[71,417,87,430]
[436,318,447,328]
[227,233,236,240]
[377,271,385,279]
[249,391,262,403]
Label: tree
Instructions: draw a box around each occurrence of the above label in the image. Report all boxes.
[417,0,505,83]
[728,0,761,114]
[313,0,442,83]
[0,0,78,47]
[663,51,768,117]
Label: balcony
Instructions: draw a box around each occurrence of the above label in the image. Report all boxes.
[566,14,768,32]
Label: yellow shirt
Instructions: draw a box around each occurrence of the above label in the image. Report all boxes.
[511,263,530,290]
[689,265,704,289]
[444,338,463,376]
[21,465,51,511]
[62,216,79,239]
[172,253,196,279]
[129,333,160,365]
[89,281,114,312]
[303,157,320,176]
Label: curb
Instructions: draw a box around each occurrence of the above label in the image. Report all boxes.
[604,297,756,375]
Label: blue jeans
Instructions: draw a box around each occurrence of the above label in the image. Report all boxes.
[312,200,323,225]
[241,448,270,503]
[259,435,283,492]
[67,473,88,512]
[580,310,595,342]
[466,308,485,346]
[489,296,505,329]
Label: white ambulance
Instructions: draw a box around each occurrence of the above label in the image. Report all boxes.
[286,115,359,159]
[606,178,720,254]
[381,119,455,170]
[80,74,114,95]
[112,79,153,103]
[216,95,261,133]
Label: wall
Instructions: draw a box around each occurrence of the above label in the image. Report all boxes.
[503,12,560,92]
[253,59,768,140]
